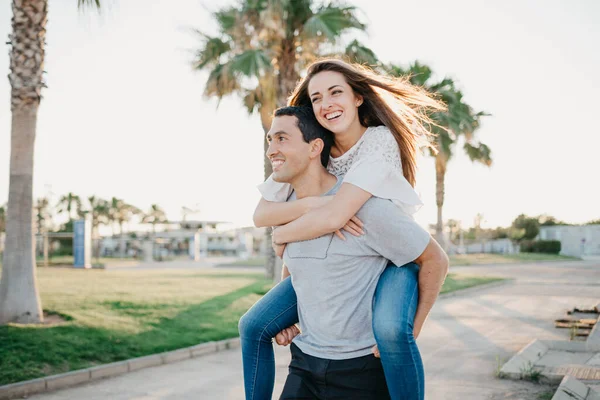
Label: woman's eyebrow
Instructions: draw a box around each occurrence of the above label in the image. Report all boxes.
[310,85,342,97]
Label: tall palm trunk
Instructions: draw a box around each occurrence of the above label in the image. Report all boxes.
[259,102,278,280]
[435,153,448,250]
[0,0,47,325]
[267,50,299,282]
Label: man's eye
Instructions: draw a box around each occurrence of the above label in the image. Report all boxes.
[279,136,286,141]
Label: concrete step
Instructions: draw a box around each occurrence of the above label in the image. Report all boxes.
[552,376,600,400]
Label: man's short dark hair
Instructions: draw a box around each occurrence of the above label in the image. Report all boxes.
[274,106,333,167]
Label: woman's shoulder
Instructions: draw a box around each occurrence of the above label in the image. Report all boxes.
[365,125,395,142]
[358,125,400,159]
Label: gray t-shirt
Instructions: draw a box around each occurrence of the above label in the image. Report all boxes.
[283,177,431,360]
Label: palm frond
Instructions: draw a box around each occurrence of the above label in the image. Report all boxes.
[344,40,378,66]
[464,142,492,166]
[194,33,232,70]
[304,6,365,41]
[230,49,272,78]
[77,0,101,10]
[214,7,238,33]
[204,62,242,100]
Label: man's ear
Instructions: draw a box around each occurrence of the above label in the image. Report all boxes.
[309,138,324,160]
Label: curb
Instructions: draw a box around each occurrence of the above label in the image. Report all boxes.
[438,278,514,299]
[0,337,240,400]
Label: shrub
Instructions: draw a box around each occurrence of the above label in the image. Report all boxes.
[520,240,561,254]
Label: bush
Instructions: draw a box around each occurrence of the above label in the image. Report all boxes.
[520,240,561,254]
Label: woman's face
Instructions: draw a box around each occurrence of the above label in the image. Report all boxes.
[307,71,362,135]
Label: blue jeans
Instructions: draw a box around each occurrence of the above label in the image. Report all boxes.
[239,262,423,400]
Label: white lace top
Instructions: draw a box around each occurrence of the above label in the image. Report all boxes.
[257,125,423,215]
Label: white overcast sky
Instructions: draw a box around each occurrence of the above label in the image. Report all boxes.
[0,0,598,230]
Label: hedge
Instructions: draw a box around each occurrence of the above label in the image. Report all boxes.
[520,240,561,254]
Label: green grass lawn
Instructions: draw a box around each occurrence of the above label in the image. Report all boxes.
[440,274,504,294]
[0,268,498,385]
[0,268,270,386]
[449,252,580,266]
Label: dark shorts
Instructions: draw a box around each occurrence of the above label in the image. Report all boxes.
[279,343,391,400]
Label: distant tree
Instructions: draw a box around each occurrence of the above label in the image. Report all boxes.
[142,204,168,235]
[585,219,600,225]
[511,214,540,241]
[34,197,52,234]
[538,214,569,226]
[57,192,82,221]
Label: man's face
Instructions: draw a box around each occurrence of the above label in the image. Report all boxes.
[266,115,312,183]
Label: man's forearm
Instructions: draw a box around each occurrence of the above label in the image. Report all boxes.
[413,246,449,338]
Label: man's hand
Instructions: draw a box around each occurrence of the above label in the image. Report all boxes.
[275,324,300,346]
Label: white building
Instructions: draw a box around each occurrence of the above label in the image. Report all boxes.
[539,224,600,257]
[99,220,262,259]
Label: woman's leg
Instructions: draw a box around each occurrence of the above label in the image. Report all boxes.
[372,262,424,400]
[238,276,299,400]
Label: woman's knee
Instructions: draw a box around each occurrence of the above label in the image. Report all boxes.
[373,315,414,344]
[239,309,263,339]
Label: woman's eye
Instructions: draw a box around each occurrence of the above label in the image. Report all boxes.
[311,97,320,103]
[332,90,342,95]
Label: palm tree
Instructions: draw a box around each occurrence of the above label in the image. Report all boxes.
[57,192,82,222]
[87,195,109,259]
[0,0,101,325]
[34,197,52,235]
[142,204,168,235]
[194,0,374,279]
[387,62,492,247]
[108,198,141,257]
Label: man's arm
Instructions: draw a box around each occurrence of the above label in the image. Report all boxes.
[412,238,449,338]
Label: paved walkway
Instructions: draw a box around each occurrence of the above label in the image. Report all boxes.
[28,260,600,399]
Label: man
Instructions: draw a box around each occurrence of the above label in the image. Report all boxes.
[265,106,448,399]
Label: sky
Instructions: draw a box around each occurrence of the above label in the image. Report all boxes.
[0,0,599,231]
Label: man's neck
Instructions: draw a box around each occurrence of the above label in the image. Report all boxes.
[290,165,337,199]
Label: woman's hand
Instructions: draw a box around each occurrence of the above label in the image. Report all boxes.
[334,216,365,240]
[271,227,286,258]
[275,324,301,346]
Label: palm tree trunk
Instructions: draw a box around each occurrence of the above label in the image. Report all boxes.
[277,41,299,107]
[0,109,43,324]
[119,222,126,258]
[0,0,47,325]
[259,103,281,281]
[435,153,448,250]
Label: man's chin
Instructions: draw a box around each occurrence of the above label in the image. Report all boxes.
[272,173,290,183]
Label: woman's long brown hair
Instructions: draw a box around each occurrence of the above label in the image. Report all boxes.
[288,59,444,187]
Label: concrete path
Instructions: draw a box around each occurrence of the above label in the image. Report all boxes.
[28,260,600,399]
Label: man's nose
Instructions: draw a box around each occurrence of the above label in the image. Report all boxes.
[266,141,277,158]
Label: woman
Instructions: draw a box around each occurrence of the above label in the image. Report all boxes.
[239,59,445,400]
